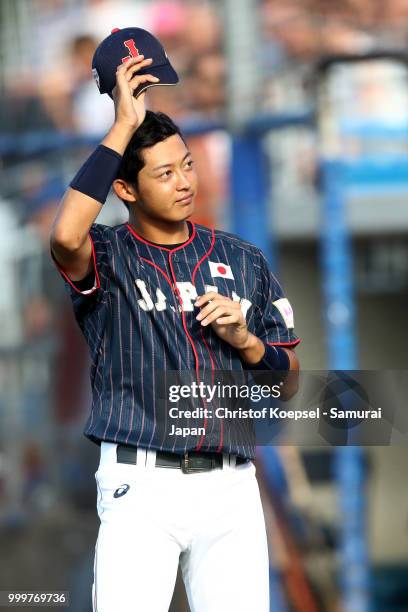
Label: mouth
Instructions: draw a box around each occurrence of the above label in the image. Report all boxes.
[175,193,194,205]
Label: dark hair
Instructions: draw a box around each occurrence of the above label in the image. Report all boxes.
[116,110,185,209]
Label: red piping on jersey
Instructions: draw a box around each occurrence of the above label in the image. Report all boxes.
[139,257,198,371]
[131,222,218,451]
[200,329,224,452]
[139,257,173,286]
[267,339,301,348]
[126,221,196,252]
[138,245,204,450]
[200,329,218,382]
[129,219,201,384]
[189,227,217,450]
[51,234,101,296]
[191,227,215,284]
[191,227,220,448]
[167,250,209,451]
[200,329,216,373]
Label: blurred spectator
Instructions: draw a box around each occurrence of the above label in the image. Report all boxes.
[3,0,149,134]
[319,20,374,55]
[83,0,149,40]
[262,2,319,61]
[262,0,374,63]
[147,83,190,121]
[38,34,114,135]
[30,0,148,71]
[21,173,94,515]
[186,52,226,118]
[183,2,222,58]
[148,1,190,75]
[30,0,85,72]
[150,1,223,73]
[22,173,91,425]
[22,443,49,512]
[21,175,61,339]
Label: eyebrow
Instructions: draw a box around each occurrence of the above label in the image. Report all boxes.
[152,151,191,172]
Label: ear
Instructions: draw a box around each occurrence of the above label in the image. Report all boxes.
[112,178,138,204]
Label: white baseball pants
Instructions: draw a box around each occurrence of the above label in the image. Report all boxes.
[92,442,270,612]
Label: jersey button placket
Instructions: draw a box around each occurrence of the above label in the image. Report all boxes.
[168,250,199,368]
[173,254,184,278]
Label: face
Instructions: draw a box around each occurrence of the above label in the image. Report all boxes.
[192,54,226,112]
[121,134,198,223]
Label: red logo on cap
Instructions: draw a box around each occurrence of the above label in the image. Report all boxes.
[122,39,140,63]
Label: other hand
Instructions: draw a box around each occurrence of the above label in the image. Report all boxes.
[195,292,250,350]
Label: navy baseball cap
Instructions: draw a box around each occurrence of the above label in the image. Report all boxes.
[92,27,179,99]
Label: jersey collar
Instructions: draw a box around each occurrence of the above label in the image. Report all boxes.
[125,220,196,253]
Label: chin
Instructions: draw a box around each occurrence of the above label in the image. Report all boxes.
[182,208,194,220]
[172,205,195,222]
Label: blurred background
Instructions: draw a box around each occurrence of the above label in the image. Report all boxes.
[0,0,408,610]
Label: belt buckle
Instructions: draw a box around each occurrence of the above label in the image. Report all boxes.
[181,452,210,474]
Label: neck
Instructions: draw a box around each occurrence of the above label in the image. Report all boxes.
[128,212,190,245]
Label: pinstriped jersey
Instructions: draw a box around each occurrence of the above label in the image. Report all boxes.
[53,220,299,458]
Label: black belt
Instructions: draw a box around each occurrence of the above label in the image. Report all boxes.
[116,444,248,474]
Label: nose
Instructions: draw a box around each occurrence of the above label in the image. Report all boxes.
[175,169,191,191]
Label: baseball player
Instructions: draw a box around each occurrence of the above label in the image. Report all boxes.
[50,28,300,612]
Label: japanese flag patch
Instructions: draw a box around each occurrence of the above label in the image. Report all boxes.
[273,298,294,329]
[208,261,234,280]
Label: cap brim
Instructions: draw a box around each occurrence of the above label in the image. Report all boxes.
[108,63,179,100]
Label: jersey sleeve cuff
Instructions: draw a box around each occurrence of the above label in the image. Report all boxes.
[50,234,101,296]
[266,338,301,348]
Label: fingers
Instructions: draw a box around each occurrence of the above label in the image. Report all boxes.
[195,292,220,307]
[196,299,236,322]
[116,56,155,81]
[213,314,237,325]
[196,293,240,320]
[125,58,153,81]
[199,306,242,327]
[115,56,160,96]
[196,293,242,326]
[128,73,160,91]
[116,54,148,74]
